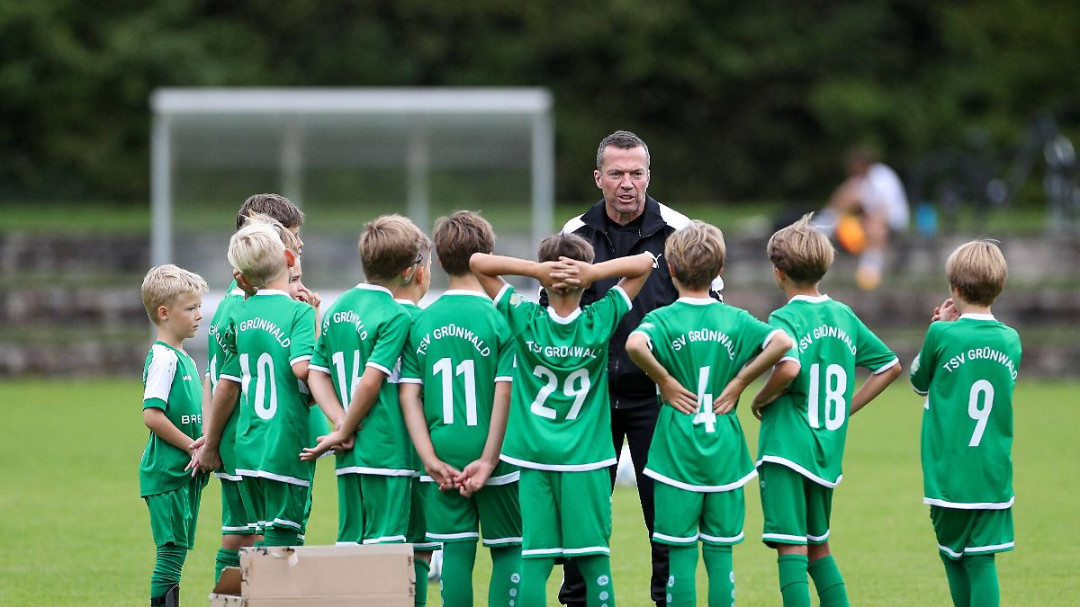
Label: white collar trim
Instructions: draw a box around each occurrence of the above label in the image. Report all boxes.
[355,283,393,296]
[442,290,491,299]
[677,297,717,306]
[254,289,289,297]
[547,307,583,325]
[790,294,830,303]
[960,313,996,321]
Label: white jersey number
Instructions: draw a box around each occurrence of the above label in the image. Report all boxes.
[808,363,847,431]
[967,380,994,447]
[530,366,591,421]
[433,357,478,426]
[240,352,278,420]
[331,351,361,410]
[693,366,716,433]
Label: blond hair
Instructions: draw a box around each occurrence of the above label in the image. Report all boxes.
[946,240,1008,306]
[227,223,287,288]
[141,264,208,324]
[664,221,725,290]
[767,213,835,284]
[242,213,302,254]
[358,215,431,281]
[434,211,496,276]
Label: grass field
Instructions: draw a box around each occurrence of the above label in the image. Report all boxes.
[2,379,1077,606]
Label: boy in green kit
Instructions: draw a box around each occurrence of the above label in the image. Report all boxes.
[399,211,523,607]
[300,215,435,602]
[193,221,317,547]
[911,241,1020,607]
[753,214,902,607]
[139,264,210,606]
[204,194,306,580]
[625,221,793,607]
[469,234,654,607]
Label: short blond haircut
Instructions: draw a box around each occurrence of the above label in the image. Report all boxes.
[141,264,208,324]
[242,213,302,254]
[665,220,725,290]
[767,213,835,284]
[227,223,287,288]
[358,215,431,281]
[946,240,1008,306]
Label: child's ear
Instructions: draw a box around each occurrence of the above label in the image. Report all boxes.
[156,305,169,322]
[234,272,257,297]
[284,248,297,268]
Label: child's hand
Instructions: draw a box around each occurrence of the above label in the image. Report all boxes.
[329,421,356,454]
[424,458,462,492]
[296,285,321,311]
[300,431,345,461]
[188,445,221,474]
[713,387,742,415]
[658,376,697,414]
[751,400,766,421]
[456,459,495,497]
[549,257,600,290]
[932,298,959,322]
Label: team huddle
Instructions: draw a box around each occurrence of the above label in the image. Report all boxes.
[138,139,1020,607]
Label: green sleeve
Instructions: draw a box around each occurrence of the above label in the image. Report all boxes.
[909,324,939,395]
[368,311,411,375]
[591,286,632,341]
[738,310,779,363]
[290,304,317,365]
[494,284,539,338]
[219,318,241,382]
[399,327,422,382]
[631,309,662,348]
[495,318,516,381]
[768,313,800,367]
[854,316,898,372]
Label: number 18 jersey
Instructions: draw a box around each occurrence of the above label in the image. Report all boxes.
[495,284,630,471]
[911,314,1021,509]
[759,295,898,487]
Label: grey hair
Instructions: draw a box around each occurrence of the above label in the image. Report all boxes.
[596,130,650,169]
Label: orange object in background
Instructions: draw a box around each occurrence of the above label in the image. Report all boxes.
[835,213,867,255]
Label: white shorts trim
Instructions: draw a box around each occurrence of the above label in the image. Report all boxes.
[216,472,243,482]
[363,535,407,544]
[427,532,480,541]
[924,496,1015,510]
[500,454,616,472]
[653,532,698,544]
[756,456,840,488]
[482,536,523,546]
[963,541,1015,555]
[336,466,417,477]
[763,532,807,544]
[699,531,745,544]
[271,517,302,531]
[807,530,830,542]
[644,468,757,493]
[235,468,311,487]
[221,524,255,532]
[521,546,610,557]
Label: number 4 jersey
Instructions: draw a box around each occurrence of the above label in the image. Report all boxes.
[910,314,1021,509]
[758,295,899,487]
[494,283,630,471]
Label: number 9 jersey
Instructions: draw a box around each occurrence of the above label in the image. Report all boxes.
[758,295,899,487]
[494,283,631,471]
[911,314,1021,509]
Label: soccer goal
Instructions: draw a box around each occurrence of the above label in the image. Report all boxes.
[150,88,555,289]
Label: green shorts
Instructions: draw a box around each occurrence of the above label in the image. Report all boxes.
[519,468,611,559]
[336,473,413,545]
[653,481,745,547]
[220,477,256,535]
[144,475,206,549]
[759,463,833,546]
[930,506,1014,560]
[243,477,309,544]
[424,476,523,548]
[409,477,440,551]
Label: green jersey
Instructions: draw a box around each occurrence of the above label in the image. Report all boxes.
[495,283,630,471]
[206,282,246,479]
[219,290,317,486]
[633,298,781,491]
[758,295,898,487]
[308,284,414,475]
[394,299,424,473]
[399,290,518,482]
[140,342,203,497]
[911,314,1021,509]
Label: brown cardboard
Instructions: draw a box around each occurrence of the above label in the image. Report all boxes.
[207,544,415,606]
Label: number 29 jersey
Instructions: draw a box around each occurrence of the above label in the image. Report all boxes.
[911,314,1021,509]
[759,295,898,487]
[495,283,630,471]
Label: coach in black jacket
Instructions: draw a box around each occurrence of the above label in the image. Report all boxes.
[549,130,722,607]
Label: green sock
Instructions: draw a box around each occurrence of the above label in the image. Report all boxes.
[808,555,849,607]
[263,527,299,546]
[703,544,734,607]
[489,545,522,607]
[519,557,555,607]
[150,543,186,599]
[939,553,970,606]
[440,542,477,607]
[666,544,698,606]
[414,557,430,606]
[215,547,241,583]
[964,554,999,607]
[576,554,616,607]
[777,554,811,607]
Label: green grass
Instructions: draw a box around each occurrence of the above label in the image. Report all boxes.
[1,379,1077,606]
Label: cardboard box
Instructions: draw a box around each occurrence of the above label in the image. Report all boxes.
[209,544,414,606]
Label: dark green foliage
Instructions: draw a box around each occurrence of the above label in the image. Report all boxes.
[1,1,1077,203]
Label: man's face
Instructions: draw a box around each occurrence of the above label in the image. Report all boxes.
[594,145,650,224]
